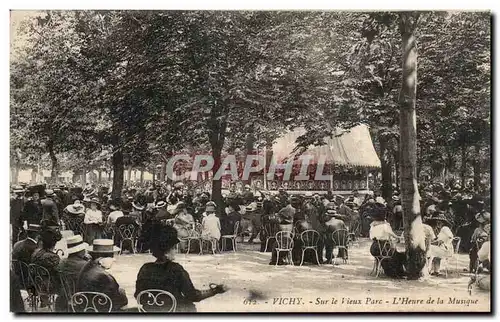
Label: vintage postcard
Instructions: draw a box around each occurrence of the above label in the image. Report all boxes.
[9,9,491,313]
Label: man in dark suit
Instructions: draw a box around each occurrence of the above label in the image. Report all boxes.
[41,190,59,226]
[55,234,90,312]
[77,240,128,312]
[11,186,26,245]
[23,192,43,226]
[12,224,41,264]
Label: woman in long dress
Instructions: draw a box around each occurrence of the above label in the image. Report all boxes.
[172,202,196,253]
[428,212,454,276]
[83,198,103,244]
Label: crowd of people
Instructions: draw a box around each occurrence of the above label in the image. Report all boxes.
[9,179,491,312]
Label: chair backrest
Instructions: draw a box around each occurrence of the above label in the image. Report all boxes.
[59,273,78,303]
[70,291,113,312]
[350,220,361,236]
[452,236,461,254]
[300,230,320,247]
[233,221,240,236]
[56,249,65,257]
[275,231,294,250]
[12,260,31,290]
[136,289,177,312]
[104,225,115,239]
[375,239,395,258]
[28,263,52,295]
[118,224,136,239]
[331,229,349,248]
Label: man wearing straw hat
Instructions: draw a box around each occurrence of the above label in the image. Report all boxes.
[55,234,90,311]
[77,239,128,312]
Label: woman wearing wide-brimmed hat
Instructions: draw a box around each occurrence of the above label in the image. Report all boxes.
[427,211,455,276]
[135,223,227,312]
[172,202,196,253]
[83,198,103,244]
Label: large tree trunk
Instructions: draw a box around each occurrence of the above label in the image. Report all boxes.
[140,167,144,184]
[460,144,467,188]
[12,163,20,184]
[30,168,37,184]
[160,162,166,183]
[98,169,102,184]
[211,144,223,214]
[111,147,124,200]
[48,140,59,184]
[398,12,426,280]
[379,134,393,200]
[473,144,481,191]
[244,132,256,184]
[127,165,132,185]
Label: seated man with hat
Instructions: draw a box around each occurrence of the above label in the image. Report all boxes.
[324,204,349,265]
[55,235,90,311]
[77,239,128,312]
[41,189,59,227]
[220,203,241,251]
[12,224,41,264]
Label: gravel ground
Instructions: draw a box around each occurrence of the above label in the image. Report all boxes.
[110,238,490,313]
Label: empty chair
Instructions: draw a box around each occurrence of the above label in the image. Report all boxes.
[136,289,177,312]
[70,292,113,312]
[117,224,137,255]
[28,263,57,311]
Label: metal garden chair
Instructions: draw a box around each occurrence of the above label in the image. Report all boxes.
[331,229,350,265]
[136,289,177,312]
[299,230,321,266]
[221,221,240,252]
[370,239,395,278]
[70,292,113,312]
[28,263,57,311]
[117,224,137,255]
[274,231,294,267]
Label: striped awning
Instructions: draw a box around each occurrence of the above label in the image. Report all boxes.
[271,124,381,169]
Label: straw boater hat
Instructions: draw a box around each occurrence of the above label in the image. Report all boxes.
[132,201,145,211]
[45,189,55,197]
[155,201,167,209]
[27,224,41,232]
[87,239,120,257]
[66,235,89,255]
[13,185,25,193]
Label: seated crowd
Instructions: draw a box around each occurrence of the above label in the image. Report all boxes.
[10,180,491,312]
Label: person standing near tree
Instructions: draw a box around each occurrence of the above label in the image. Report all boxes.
[11,186,26,245]
[41,189,59,227]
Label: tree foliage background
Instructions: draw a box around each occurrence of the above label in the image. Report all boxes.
[11,11,490,198]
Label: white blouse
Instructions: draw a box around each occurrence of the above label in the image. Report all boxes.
[369,221,397,241]
[84,209,103,224]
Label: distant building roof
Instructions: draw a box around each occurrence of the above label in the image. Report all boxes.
[271,124,381,169]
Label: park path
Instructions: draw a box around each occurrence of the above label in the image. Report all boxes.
[112,238,490,312]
